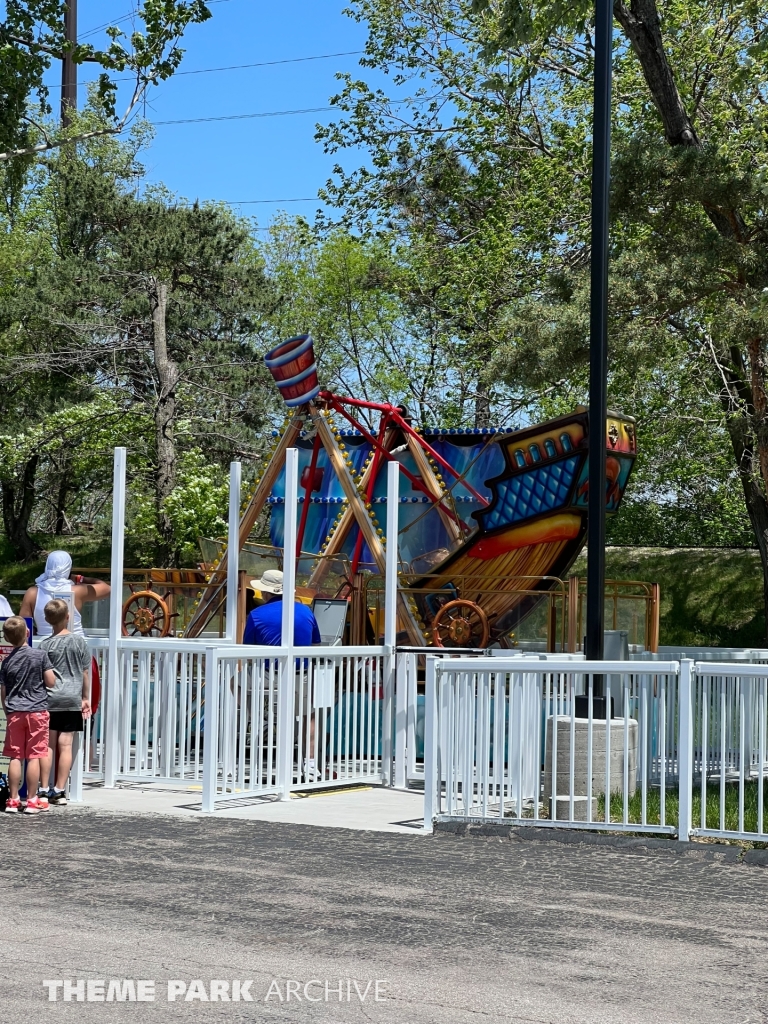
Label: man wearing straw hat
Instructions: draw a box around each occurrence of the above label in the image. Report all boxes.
[243,569,322,781]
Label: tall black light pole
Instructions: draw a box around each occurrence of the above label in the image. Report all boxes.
[585,0,613,667]
[61,0,78,125]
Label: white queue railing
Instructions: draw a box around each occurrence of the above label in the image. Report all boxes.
[393,648,585,789]
[210,648,281,801]
[394,651,423,788]
[690,663,768,842]
[104,638,207,782]
[201,645,388,809]
[93,638,388,808]
[87,639,109,779]
[291,645,386,792]
[423,657,683,836]
[73,639,768,841]
[423,657,768,843]
[81,636,389,806]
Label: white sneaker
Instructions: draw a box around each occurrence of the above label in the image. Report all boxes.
[302,758,320,782]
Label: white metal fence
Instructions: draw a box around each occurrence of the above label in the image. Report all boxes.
[104,639,207,782]
[634,646,768,664]
[424,657,680,836]
[62,637,768,842]
[690,663,768,842]
[200,645,387,809]
[87,638,387,809]
[424,656,768,842]
[207,648,281,801]
[394,652,424,788]
[84,637,108,780]
[392,649,587,790]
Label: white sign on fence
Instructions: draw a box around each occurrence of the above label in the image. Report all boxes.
[314,662,335,708]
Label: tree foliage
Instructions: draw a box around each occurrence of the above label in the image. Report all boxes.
[318,0,595,425]
[0,127,277,564]
[260,216,467,427]
[319,1,768,609]
[35,148,275,564]
[0,0,211,162]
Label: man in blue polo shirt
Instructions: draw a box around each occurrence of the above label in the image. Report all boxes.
[243,569,321,780]
[243,569,321,647]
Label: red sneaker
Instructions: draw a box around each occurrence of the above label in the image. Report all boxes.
[23,797,40,815]
[4,798,20,814]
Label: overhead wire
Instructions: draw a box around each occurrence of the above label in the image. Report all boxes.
[70,3,344,220]
[228,198,318,204]
[172,50,364,78]
[79,0,236,40]
[151,105,332,125]
[47,50,364,89]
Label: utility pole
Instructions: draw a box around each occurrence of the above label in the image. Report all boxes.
[585,0,613,671]
[61,0,78,125]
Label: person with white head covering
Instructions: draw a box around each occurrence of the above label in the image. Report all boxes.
[19,550,111,636]
[0,593,12,618]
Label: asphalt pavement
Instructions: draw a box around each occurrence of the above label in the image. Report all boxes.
[1,809,766,1023]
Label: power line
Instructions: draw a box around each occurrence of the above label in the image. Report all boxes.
[151,106,333,126]
[173,50,363,78]
[80,10,138,40]
[228,198,319,204]
[80,0,235,40]
[48,50,363,90]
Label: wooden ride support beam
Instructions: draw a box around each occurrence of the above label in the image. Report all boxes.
[307,426,398,589]
[184,414,304,638]
[648,583,660,654]
[311,408,425,646]
[312,408,387,572]
[404,434,463,544]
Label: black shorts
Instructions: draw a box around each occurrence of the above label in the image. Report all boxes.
[48,710,84,733]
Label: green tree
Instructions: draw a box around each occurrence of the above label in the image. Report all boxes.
[129,447,229,565]
[318,1,591,426]
[0,393,144,545]
[0,143,119,558]
[474,0,768,614]
[321,0,768,628]
[0,128,276,565]
[0,0,212,162]
[259,217,471,427]
[33,147,275,565]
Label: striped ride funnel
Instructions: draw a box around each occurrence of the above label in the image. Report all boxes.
[264,334,321,407]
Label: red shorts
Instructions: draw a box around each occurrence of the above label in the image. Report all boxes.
[2,711,50,759]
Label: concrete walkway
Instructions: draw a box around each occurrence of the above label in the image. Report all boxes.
[77,779,427,833]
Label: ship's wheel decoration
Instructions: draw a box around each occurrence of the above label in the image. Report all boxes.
[121,588,174,637]
[432,599,490,649]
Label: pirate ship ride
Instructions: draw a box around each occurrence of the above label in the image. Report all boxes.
[180,334,637,648]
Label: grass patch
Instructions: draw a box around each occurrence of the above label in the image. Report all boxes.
[573,546,766,647]
[597,779,768,836]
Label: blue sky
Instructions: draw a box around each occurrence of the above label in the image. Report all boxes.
[45,0,377,226]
